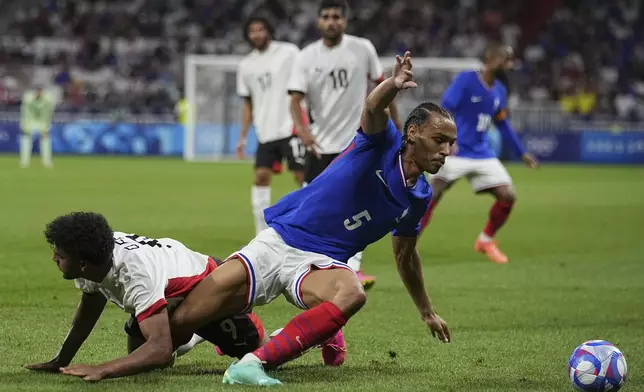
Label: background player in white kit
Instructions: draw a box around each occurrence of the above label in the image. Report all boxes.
[19,84,55,168]
[235,15,305,236]
[287,0,401,288]
[26,212,268,381]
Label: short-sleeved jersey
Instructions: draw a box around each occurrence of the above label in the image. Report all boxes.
[441,71,508,159]
[75,232,215,323]
[265,119,431,262]
[237,41,300,143]
[287,35,384,154]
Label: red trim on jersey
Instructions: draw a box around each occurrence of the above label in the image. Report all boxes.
[135,257,217,323]
[164,257,218,299]
[397,153,409,188]
[373,73,385,84]
[136,298,168,323]
[327,140,356,168]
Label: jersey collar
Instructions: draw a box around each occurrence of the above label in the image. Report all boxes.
[397,153,411,188]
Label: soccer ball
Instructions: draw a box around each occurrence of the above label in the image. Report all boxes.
[568,340,627,391]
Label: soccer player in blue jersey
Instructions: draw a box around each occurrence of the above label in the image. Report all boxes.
[419,43,539,264]
[169,52,455,386]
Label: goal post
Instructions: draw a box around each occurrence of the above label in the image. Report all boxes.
[183,55,482,161]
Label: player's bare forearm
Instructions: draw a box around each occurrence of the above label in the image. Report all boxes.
[392,236,435,317]
[88,310,173,379]
[94,338,172,379]
[387,100,403,131]
[289,92,307,135]
[362,77,401,135]
[240,97,253,138]
[58,293,106,363]
[26,293,106,372]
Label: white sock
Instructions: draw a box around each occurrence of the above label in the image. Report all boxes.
[40,133,53,167]
[478,232,493,243]
[238,352,261,365]
[176,334,205,357]
[251,185,271,235]
[19,133,33,167]
[347,251,363,271]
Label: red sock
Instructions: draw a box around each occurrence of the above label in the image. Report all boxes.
[483,201,514,237]
[420,200,439,232]
[253,302,348,367]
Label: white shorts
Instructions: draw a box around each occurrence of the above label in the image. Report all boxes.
[227,228,353,311]
[433,156,512,192]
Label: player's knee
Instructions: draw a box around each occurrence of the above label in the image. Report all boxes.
[333,283,367,316]
[496,188,516,203]
[255,169,271,186]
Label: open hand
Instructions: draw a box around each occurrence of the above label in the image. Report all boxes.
[423,313,451,343]
[25,358,68,373]
[522,152,539,169]
[235,139,246,159]
[393,51,418,90]
[60,364,105,382]
[296,127,320,157]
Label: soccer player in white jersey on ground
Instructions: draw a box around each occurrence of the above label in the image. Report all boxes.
[288,0,402,289]
[25,212,269,381]
[235,15,305,236]
[19,85,55,168]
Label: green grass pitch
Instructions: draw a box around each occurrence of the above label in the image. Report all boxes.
[0,155,642,392]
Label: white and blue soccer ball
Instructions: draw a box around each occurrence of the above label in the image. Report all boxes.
[568,340,627,391]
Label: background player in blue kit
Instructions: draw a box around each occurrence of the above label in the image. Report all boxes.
[419,43,539,265]
[168,52,456,386]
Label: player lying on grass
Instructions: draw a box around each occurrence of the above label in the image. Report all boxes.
[25,212,268,381]
[168,51,455,386]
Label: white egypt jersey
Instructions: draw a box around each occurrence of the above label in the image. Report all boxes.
[75,232,215,322]
[237,41,300,144]
[287,35,384,154]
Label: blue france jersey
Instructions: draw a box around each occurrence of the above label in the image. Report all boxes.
[265,119,432,262]
[442,70,508,159]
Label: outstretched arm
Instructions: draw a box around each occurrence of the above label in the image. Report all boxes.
[392,235,450,343]
[361,51,417,136]
[236,97,253,158]
[494,113,539,168]
[25,292,107,372]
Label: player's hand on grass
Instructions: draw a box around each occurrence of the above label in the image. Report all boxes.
[235,138,247,159]
[423,313,451,343]
[60,364,105,382]
[393,51,418,91]
[521,152,539,169]
[25,358,68,372]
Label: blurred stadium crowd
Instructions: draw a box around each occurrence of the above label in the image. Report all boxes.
[0,0,643,121]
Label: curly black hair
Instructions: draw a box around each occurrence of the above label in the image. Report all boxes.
[44,212,114,266]
[243,14,275,43]
[402,102,454,146]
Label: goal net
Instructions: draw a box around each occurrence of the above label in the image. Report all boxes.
[183,55,482,161]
